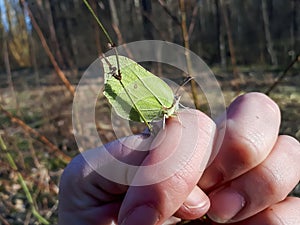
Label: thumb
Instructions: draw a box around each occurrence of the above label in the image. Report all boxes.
[118,109,216,225]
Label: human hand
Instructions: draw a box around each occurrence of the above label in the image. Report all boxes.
[59,105,216,225]
[198,92,300,224]
[58,93,300,225]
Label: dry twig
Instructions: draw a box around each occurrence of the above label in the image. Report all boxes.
[20,0,75,96]
[0,214,11,225]
[111,24,134,58]
[265,54,300,95]
[0,105,71,163]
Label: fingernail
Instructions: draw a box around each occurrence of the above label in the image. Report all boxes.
[120,205,160,225]
[184,188,209,210]
[200,169,224,190]
[208,187,245,223]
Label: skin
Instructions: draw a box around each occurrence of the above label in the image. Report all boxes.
[59,93,300,225]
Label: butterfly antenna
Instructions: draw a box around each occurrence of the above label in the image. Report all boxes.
[101,54,111,67]
[175,76,194,96]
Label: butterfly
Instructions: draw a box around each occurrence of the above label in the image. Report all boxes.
[102,55,180,131]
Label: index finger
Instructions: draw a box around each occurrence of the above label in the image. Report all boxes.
[118,109,216,225]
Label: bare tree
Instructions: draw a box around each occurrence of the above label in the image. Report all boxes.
[4,0,30,67]
[109,0,119,28]
[215,0,226,68]
[179,0,201,110]
[90,0,102,55]
[20,0,75,96]
[140,0,154,39]
[220,0,239,80]
[262,0,278,66]
[290,0,298,59]
[43,0,64,67]
[3,39,19,111]
[0,2,4,70]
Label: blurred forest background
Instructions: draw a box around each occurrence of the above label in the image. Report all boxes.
[0,0,299,224]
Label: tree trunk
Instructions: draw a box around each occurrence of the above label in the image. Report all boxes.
[20,0,75,96]
[131,0,142,35]
[179,0,201,110]
[2,2,15,103]
[19,2,40,86]
[109,0,123,46]
[3,40,18,110]
[44,0,65,68]
[4,0,29,66]
[56,1,78,74]
[215,0,226,68]
[140,0,154,39]
[290,0,298,60]
[28,33,40,87]
[262,0,278,66]
[3,0,12,33]
[0,1,4,71]
[188,2,199,38]
[109,0,119,27]
[90,0,102,55]
[220,0,239,80]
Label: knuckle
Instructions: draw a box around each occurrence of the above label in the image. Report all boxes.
[225,119,268,167]
[259,165,285,199]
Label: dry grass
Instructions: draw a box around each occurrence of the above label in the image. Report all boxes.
[0,67,299,224]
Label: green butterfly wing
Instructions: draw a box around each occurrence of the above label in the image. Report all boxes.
[102,55,175,122]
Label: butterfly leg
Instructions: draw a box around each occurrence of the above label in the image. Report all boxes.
[162,114,166,130]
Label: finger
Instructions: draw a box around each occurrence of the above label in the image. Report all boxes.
[59,134,156,225]
[174,186,210,220]
[118,109,216,225]
[207,135,300,223]
[217,197,300,225]
[199,92,281,190]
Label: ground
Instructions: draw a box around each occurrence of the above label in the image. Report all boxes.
[0,66,299,224]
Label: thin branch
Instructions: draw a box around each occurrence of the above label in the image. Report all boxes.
[26,132,42,168]
[0,214,11,225]
[265,54,300,95]
[179,0,201,110]
[83,0,114,46]
[111,24,134,58]
[20,0,75,96]
[188,2,199,37]
[0,105,71,163]
[158,0,181,26]
[0,135,49,224]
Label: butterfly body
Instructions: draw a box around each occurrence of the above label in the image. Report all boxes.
[102,55,178,128]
